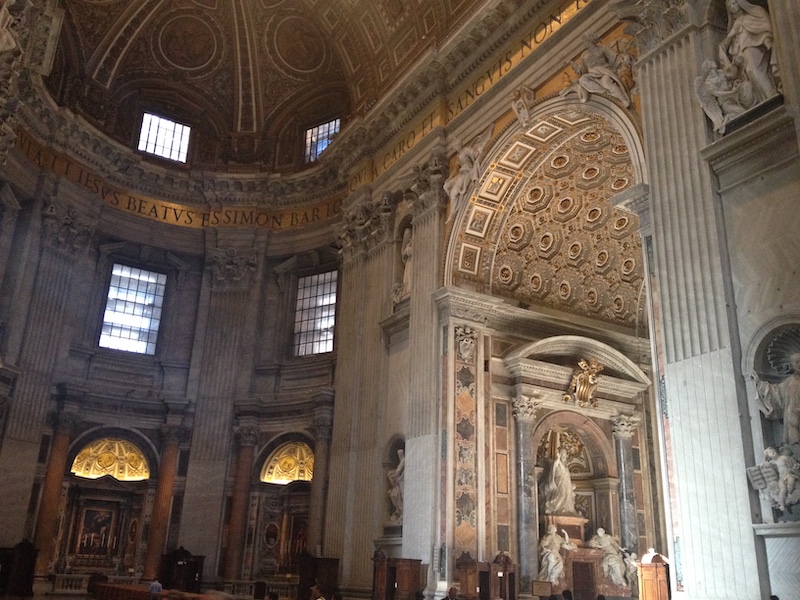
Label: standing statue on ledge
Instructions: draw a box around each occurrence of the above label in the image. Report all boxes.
[387,448,405,523]
[537,524,576,584]
[559,33,632,107]
[540,446,578,515]
[752,352,800,449]
[588,528,628,587]
[718,0,780,105]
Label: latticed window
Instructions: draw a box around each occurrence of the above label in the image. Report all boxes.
[293,271,337,356]
[304,118,340,163]
[99,264,167,355]
[138,112,191,163]
[260,442,314,484]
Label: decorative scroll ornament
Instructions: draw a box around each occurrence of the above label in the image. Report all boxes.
[512,394,542,423]
[612,414,641,439]
[206,247,259,291]
[563,358,604,408]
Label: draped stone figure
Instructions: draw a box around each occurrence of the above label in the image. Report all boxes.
[752,352,800,449]
[560,33,632,107]
[387,448,405,523]
[718,0,780,105]
[540,446,577,515]
[588,528,628,587]
[443,124,494,223]
[537,524,576,584]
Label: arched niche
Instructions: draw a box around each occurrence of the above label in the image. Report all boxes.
[444,95,647,331]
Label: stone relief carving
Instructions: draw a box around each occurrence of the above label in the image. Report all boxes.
[41,200,93,254]
[455,326,478,363]
[695,0,781,135]
[206,247,259,291]
[612,0,688,56]
[563,358,604,408]
[559,34,635,108]
[443,123,494,224]
[746,446,800,517]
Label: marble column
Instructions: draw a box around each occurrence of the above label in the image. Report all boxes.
[307,394,333,556]
[512,393,542,596]
[224,425,258,579]
[142,426,183,579]
[612,414,640,552]
[34,411,80,574]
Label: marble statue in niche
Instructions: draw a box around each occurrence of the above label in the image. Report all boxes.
[752,352,800,450]
[387,448,405,523]
[540,446,578,515]
[443,124,494,224]
[695,0,781,134]
[537,524,576,584]
[559,33,634,107]
[588,527,629,587]
[392,226,413,304]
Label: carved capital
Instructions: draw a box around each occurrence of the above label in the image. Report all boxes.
[161,425,185,446]
[313,414,333,440]
[409,152,449,217]
[512,395,542,423]
[612,414,640,439]
[53,411,82,437]
[234,425,259,447]
[337,192,397,262]
[612,0,688,56]
[41,200,93,255]
[206,247,259,291]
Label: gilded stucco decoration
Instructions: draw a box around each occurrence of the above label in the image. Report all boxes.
[70,438,150,481]
[261,441,315,485]
[563,358,605,408]
[450,107,643,328]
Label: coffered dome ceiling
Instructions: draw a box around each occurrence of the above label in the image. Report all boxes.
[45,0,486,171]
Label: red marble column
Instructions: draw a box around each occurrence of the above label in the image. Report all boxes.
[223,426,258,579]
[34,412,80,574]
[142,427,182,579]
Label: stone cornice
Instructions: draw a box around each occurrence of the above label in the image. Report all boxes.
[504,357,648,400]
[434,286,651,361]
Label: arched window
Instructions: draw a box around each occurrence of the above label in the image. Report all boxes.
[70,438,150,481]
[260,441,314,484]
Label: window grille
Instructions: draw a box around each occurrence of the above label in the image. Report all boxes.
[99,263,167,355]
[137,112,191,163]
[293,270,337,356]
[304,118,340,163]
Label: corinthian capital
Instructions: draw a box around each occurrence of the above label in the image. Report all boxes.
[41,200,93,255]
[234,426,259,447]
[612,0,687,56]
[206,247,259,291]
[512,394,542,423]
[612,414,641,439]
